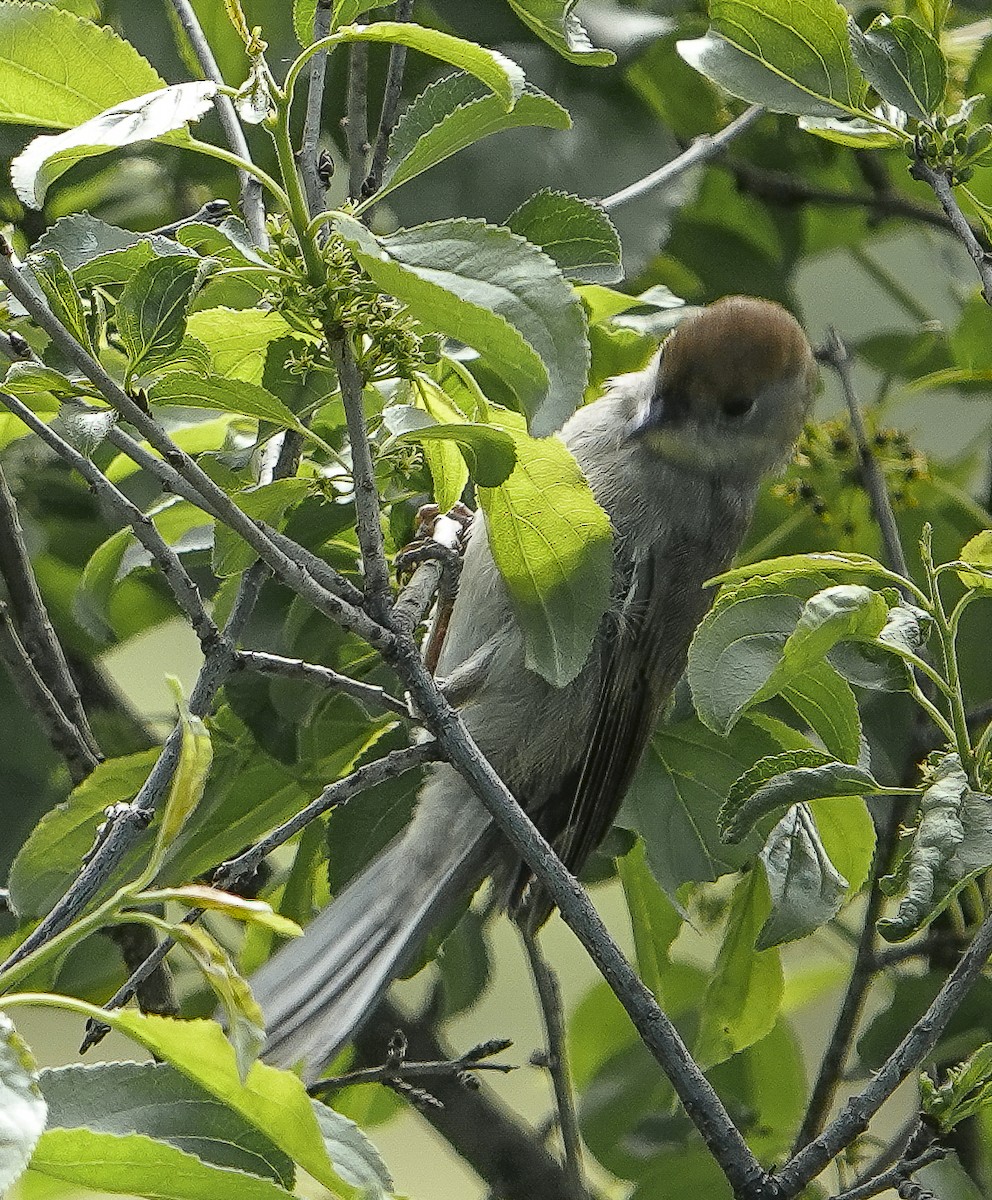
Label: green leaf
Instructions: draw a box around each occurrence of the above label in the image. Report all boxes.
[617,838,681,1005]
[696,869,783,1068]
[12,81,217,208]
[185,310,300,384]
[90,1011,364,1196]
[848,14,946,121]
[721,749,882,844]
[0,1014,45,1193]
[757,804,848,949]
[148,373,304,430]
[957,529,992,590]
[687,573,823,735]
[33,213,194,283]
[156,923,264,1081]
[798,114,906,148]
[678,0,869,118]
[921,1043,992,1133]
[403,376,469,509]
[117,254,207,379]
[713,550,901,590]
[27,250,94,354]
[2,361,82,410]
[751,584,890,710]
[212,479,311,578]
[621,714,789,897]
[26,1126,295,1200]
[879,754,992,941]
[477,424,612,686]
[40,1061,294,1185]
[506,188,622,284]
[324,22,525,108]
[6,750,160,918]
[780,661,862,764]
[149,684,212,877]
[309,1101,392,1199]
[75,499,212,642]
[0,3,166,129]
[334,213,589,435]
[138,887,301,939]
[811,794,876,895]
[384,406,516,487]
[505,0,616,66]
[379,75,570,205]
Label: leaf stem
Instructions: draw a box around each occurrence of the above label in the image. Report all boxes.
[184,138,289,211]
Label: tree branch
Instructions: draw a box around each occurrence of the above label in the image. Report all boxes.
[214,740,437,888]
[0,599,99,783]
[0,461,100,760]
[777,906,992,1194]
[167,0,267,247]
[726,157,991,249]
[909,158,992,303]
[310,1035,515,1095]
[0,391,222,652]
[600,105,764,210]
[792,807,902,1153]
[816,329,909,578]
[361,0,415,202]
[329,336,393,622]
[346,44,369,201]
[392,642,773,1199]
[236,649,409,716]
[0,241,391,655]
[521,926,587,1199]
[300,0,333,219]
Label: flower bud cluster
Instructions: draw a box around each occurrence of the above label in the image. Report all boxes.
[263,215,439,380]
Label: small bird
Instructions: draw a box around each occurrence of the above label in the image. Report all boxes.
[251,295,817,1082]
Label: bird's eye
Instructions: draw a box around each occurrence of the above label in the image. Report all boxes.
[721,396,755,420]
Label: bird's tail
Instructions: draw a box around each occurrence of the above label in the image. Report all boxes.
[251,775,493,1083]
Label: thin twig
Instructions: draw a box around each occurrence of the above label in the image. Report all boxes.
[237,649,408,716]
[80,437,306,1049]
[521,926,588,1200]
[354,1000,574,1200]
[910,158,992,303]
[80,737,437,1049]
[300,0,334,218]
[362,0,415,202]
[600,104,764,210]
[777,905,992,1193]
[832,1146,945,1200]
[0,391,222,652]
[726,158,991,249]
[346,44,370,200]
[817,329,910,579]
[0,242,391,654]
[168,0,267,247]
[0,798,158,977]
[0,460,100,758]
[792,806,902,1154]
[0,600,99,783]
[214,740,438,887]
[329,336,393,622]
[310,1037,515,1094]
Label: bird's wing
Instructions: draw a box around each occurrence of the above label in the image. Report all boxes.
[552,551,674,876]
[513,544,698,916]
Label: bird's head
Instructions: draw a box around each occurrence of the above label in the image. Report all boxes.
[629,296,817,479]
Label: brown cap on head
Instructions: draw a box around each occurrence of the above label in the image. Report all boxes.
[659,296,815,421]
